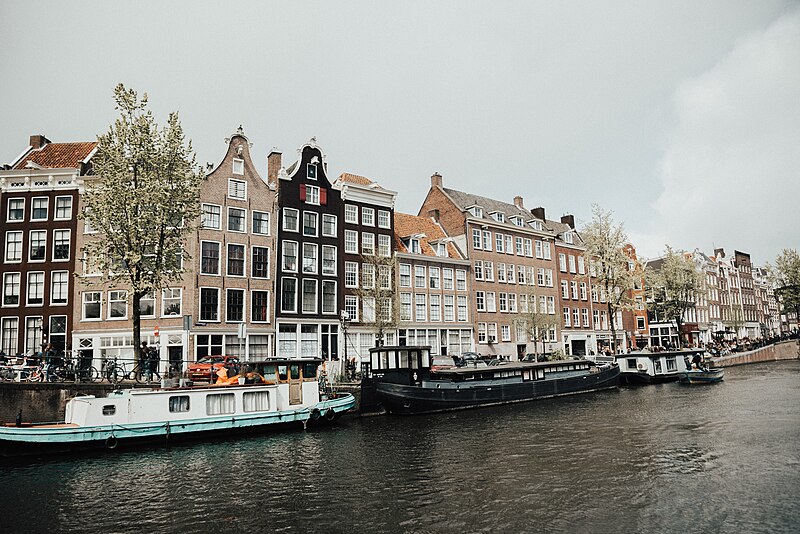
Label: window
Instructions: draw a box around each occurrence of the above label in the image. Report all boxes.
[488,323,498,342]
[283,208,299,232]
[547,296,555,314]
[563,308,571,326]
[83,291,101,319]
[345,295,358,321]
[536,240,544,259]
[569,255,576,274]
[322,281,336,314]
[363,297,376,323]
[582,308,589,327]
[228,207,246,232]
[499,292,508,312]
[474,261,483,280]
[55,196,72,220]
[281,278,297,313]
[206,393,235,415]
[518,265,526,284]
[109,290,128,319]
[476,291,486,312]
[443,295,455,322]
[200,242,221,275]
[429,267,440,289]
[562,280,569,299]
[322,214,337,237]
[26,272,44,305]
[400,293,412,321]
[200,288,220,321]
[483,230,492,251]
[537,268,545,286]
[379,265,392,290]
[469,206,483,218]
[516,237,524,256]
[409,239,421,254]
[573,308,580,328]
[227,244,245,276]
[362,207,375,226]
[501,325,511,342]
[414,265,426,288]
[564,232,574,244]
[227,289,245,322]
[252,290,270,322]
[162,288,182,316]
[49,316,66,351]
[29,230,46,261]
[169,396,190,413]
[228,179,247,200]
[571,281,579,300]
[378,210,390,228]
[31,197,48,221]
[3,273,20,306]
[307,163,317,180]
[53,230,70,261]
[252,211,270,235]
[509,293,517,313]
[486,292,496,312]
[202,204,221,229]
[484,262,494,282]
[344,230,358,254]
[378,234,391,257]
[456,270,467,291]
[559,253,567,272]
[430,294,441,321]
[524,239,533,257]
[543,242,552,260]
[478,323,487,343]
[415,294,427,321]
[305,185,320,205]
[243,391,270,412]
[51,271,69,305]
[302,243,318,274]
[472,229,482,250]
[232,158,245,175]
[580,283,587,300]
[495,233,505,253]
[345,262,358,288]
[252,246,270,278]
[345,204,358,224]
[322,245,336,276]
[457,296,468,321]
[506,264,516,284]
[282,241,298,272]
[196,334,224,358]
[7,199,24,221]
[491,211,505,223]
[399,264,411,287]
[362,263,375,289]
[498,263,506,283]
[361,232,375,255]
[546,269,553,287]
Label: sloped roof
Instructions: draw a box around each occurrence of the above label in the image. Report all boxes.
[337,172,373,186]
[442,187,532,220]
[14,142,97,170]
[550,219,585,246]
[394,212,462,259]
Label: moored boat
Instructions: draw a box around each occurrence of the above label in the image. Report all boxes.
[0,358,355,457]
[361,346,620,415]
[615,350,699,385]
[679,367,724,384]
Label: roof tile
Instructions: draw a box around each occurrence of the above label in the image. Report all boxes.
[14,142,97,170]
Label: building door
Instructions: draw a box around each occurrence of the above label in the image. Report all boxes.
[168,346,183,377]
[289,362,302,405]
[517,344,526,360]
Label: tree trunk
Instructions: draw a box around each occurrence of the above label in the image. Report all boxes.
[607,301,617,353]
[132,290,142,366]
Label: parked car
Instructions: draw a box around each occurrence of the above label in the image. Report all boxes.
[431,356,457,371]
[186,355,240,382]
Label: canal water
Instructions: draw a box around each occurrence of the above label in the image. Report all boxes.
[1,361,798,533]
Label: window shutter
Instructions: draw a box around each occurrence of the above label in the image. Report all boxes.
[299,184,306,202]
[320,188,327,205]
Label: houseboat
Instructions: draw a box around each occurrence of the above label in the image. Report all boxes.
[615,350,698,385]
[679,367,724,384]
[360,346,620,415]
[0,358,355,456]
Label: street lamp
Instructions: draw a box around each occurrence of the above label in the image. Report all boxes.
[339,310,350,381]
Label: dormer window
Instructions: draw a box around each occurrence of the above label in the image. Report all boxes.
[409,239,421,254]
[510,216,523,227]
[529,220,542,230]
[468,206,483,218]
[433,243,448,257]
[491,212,505,223]
[564,232,574,244]
[232,158,244,175]
[307,163,317,180]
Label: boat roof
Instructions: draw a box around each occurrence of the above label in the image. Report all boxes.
[618,350,704,360]
[434,359,591,376]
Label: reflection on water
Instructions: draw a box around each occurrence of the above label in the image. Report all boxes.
[2,361,799,533]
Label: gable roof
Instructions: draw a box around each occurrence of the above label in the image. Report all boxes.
[441,187,533,220]
[14,142,97,170]
[337,172,373,186]
[394,212,462,259]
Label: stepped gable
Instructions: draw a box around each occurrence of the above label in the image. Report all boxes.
[14,141,97,170]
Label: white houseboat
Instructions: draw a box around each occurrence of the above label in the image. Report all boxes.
[0,358,355,456]
[615,350,698,385]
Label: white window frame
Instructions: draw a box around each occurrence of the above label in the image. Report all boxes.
[282,208,299,232]
[202,203,222,229]
[228,178,247,200]
[54,196,73,220]
[252,210,271,235]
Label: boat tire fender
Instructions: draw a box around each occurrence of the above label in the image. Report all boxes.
[325,408,336,422]
[105,435,118,450]
[310,408,321,421]
[637,363,646,371]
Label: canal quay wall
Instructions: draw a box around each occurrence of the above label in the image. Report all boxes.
[0,382,364,424]
[711,340,800,368]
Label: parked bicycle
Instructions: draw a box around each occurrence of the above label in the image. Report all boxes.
[128,360,161,384]
[102,357,128,384]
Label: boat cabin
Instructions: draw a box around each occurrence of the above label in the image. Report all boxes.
[616,350,696,381]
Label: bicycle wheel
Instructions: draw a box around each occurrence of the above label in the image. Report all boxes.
[88,366,100,382]
[132,364,143,384]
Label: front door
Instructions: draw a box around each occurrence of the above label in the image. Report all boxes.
[517,344,526,360]
[289,363,302,405]
[168,346,183,378]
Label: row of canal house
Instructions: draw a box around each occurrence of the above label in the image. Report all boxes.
[1,130,653,368]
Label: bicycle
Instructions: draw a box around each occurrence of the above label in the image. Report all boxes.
[59,356,100,383]
[128,361,161,384]
[102,357,127,384]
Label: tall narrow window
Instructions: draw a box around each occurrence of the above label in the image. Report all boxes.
[31,198,48,221]
[252,247,270,278]
[53,229,71,260]
[55,196,72,220]
[27,272,44,305]
[252,290,270,322]
[108,290,128,319]
[252,211,270,235]
[227,244,245,276]
[50,271,69,304]
[200,242,221,275]
[29,230,46,261]
[202,204,221,229]
[200,288,220,321]
[227,289,245,322]
[228,207,246,232]
[3,273,20,306]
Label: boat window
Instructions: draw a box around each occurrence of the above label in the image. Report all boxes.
[290,364,300,380]
[380,351,389,369]
[409,351,419,369]
[169,396,190,413]
[666,358,677,371]
[207,393,235,415]
[387,352,397,369]
[102,405,116,416]
[537,369,545,379]
[262,364,276,380]
[422,350,430,368]
[627,358,637,369]
[399,350,409,368]
[243,391,270,412]
[278,365,288,381]
[302,363,318,380]
[523,370,530,380]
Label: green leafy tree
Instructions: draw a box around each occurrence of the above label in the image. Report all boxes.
[645,246,704,346]
[767,248,800,327]
[579,204,638,352]
[81,84,203,363]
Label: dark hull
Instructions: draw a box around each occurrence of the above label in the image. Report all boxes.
[619,371,652,385]
[376,366,620,415]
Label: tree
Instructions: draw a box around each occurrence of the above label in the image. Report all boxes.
[354,254,398,347]
[645,246,704,346]
[767,248,800,328]
[81,84,203,364]
[513,288,560,359]
[579,204,638,352]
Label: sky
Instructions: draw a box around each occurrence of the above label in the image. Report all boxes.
[1,1,798,265]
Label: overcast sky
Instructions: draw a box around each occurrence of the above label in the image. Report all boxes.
[2,1,797,264]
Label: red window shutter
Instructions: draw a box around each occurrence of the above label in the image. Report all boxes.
[299,184,306,202]
[320,188,327,205]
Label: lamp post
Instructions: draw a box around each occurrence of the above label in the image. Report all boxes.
[340,310,350,378]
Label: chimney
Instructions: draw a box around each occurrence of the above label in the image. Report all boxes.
[561,214,575,229]
[513,196,524,209]
[267,149,282,183]
[428,209,440,223]
[531,207,546,220]
[431,172,443,189]
[30,135,50,149]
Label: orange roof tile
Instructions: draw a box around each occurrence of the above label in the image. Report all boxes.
[394,212,461,259]
[338,172,374,186]
[14,142,97,170]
